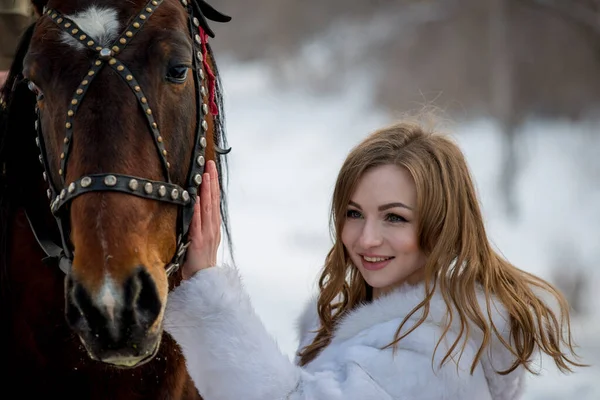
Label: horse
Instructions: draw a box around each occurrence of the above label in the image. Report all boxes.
[0,0,233,397]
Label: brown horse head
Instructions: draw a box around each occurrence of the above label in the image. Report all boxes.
[3,0,232,368]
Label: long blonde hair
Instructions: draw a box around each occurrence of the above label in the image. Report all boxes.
[297,120,584,375]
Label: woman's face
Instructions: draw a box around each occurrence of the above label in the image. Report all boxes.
[341,164,427,298]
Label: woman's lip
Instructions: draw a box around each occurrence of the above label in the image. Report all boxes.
[360,256,393,271]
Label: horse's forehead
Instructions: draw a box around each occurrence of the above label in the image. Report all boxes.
[51,1,183,51]
[61,6,121,49]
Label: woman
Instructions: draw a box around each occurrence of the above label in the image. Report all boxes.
[165,121,583,400]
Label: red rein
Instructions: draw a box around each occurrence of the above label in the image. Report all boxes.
[198,26,218,115]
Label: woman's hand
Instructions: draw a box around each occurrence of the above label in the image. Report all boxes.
[181,159,222,280]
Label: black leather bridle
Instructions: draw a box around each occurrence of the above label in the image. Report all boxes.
[27,0,230,276]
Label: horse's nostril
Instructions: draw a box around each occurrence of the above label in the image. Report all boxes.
[65,275,83,328]
[125,266,162,329]
[66,275,105,333]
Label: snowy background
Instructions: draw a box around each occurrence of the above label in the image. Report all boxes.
[214,61,600,399]
[2,0,597,398]
[207,1,600,397]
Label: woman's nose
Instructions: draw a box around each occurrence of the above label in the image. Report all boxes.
[358,220,383,248]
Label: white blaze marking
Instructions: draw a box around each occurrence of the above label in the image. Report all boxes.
[98,276,120,323]
[61,6,120,50]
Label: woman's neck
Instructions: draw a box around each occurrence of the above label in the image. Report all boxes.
[372,269,425,300]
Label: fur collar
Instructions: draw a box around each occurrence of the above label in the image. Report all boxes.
[297,280,512,357]
[297,283,510,342]
[294,281,525,400]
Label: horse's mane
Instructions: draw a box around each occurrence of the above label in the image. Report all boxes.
[204,41,235,264]
[0,21,36,166]
[0,22,38,303]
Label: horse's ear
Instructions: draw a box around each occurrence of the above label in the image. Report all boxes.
[0,22,36,120]
[30,0,49,16]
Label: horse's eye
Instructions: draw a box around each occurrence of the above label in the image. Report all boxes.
[166,65,189,84]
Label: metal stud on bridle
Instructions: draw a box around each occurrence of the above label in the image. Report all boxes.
[31,0,230,276]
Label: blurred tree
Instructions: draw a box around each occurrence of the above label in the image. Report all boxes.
[522,0,600,37]
[490,0,519,218]
[0,0,35,71]
[211,0,600,217]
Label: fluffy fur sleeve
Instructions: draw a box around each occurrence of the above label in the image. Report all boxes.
[164,266,431,400]
[164,265,300,400]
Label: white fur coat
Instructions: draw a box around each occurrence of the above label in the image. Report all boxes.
[164,265,525,400]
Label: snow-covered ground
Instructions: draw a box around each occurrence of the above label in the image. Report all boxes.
[216,60,600,399]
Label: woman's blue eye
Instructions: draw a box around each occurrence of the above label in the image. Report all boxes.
[386,213,407,223]
[346,209,361,219]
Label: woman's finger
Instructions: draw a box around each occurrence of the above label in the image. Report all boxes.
[208,161,220,229]
[201,172,213,234]
[189,195,202,250]
[210,161,218,204]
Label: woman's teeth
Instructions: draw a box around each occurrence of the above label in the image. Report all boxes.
[363,256,392,262]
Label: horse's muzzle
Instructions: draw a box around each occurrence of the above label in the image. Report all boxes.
[64,265,164,368]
